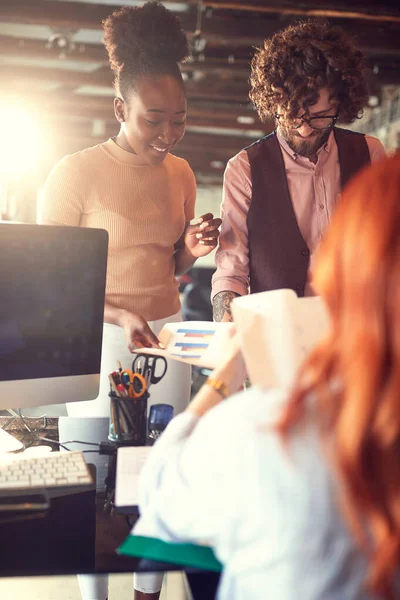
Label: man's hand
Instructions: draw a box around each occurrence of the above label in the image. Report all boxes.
[212,290,240,322]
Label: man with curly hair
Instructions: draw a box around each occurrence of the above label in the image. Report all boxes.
[212,20,386,322]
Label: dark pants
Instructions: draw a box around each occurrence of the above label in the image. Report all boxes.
[186,571,221,600]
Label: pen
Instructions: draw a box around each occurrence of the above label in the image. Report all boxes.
[117,383,128,397]
[119,399,136,433]
[110,398,118,436]
[112,398,122,438]
[112,371,122,386]
[108,373,120,397]
[119,405,129,436]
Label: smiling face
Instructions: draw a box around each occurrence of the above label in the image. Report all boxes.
[114,74,187,166]
[277,87,339,159]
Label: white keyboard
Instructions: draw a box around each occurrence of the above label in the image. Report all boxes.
[0,451,94,490]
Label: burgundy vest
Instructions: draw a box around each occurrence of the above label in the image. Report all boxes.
[245,128,370,296]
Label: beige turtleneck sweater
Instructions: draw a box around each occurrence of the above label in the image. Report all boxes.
[39,139,196,321]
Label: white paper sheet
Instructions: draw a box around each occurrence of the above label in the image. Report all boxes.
[115,445,152,508]
[0,428,24,453]
[232,289,330,390]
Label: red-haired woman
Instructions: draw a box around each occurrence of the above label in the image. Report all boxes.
[134,152,400,600]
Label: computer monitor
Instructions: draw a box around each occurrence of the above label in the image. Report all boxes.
[0,222,108,410]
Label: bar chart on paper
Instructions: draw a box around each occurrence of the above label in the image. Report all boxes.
[172,327,216,359]
[136,321,235,368]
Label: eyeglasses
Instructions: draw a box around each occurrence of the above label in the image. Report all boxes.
[275,112,339,130]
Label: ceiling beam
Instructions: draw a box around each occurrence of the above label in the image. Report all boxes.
[3,55,400,103]
[0,64,252,103]
[200,15,400,58]
[0,34,106,63]
[203,1,400,23]
[1,0,399,29]
[0,1,399,58]
[0,35,252,77]
[0,63,113,88]
[13,90,261,125]
[0,0,196,30]
[0,0,118,30]
[0,34,399,81]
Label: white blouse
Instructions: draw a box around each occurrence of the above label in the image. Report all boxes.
[134,387,376,600]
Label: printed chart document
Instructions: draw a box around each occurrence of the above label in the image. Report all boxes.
[135,321,235,368]
[232,289,330,390]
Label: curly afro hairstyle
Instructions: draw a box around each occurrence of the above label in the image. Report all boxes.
[103,1,189,98]
[249,20,369,124]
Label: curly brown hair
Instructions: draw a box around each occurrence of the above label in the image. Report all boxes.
[103,1,189,98]
[249,20,369,124]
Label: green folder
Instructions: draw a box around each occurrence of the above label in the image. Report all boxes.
[117,534,223,572]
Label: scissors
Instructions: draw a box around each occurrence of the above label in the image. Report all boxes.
[132,354,168,389]
[120,369,147,398]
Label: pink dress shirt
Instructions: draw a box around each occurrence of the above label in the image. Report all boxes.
[211,130,386,299]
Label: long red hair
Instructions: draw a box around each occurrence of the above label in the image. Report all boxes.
[277,151,400,599]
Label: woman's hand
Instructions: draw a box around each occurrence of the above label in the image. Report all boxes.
[187,330,248,418]
[212,331,247,396]
[184,213,222,259]
[119,311,161,352]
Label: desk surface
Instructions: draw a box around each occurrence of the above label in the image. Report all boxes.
[0,415,58,447]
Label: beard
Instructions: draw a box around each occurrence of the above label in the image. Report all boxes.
[279,125,332,158]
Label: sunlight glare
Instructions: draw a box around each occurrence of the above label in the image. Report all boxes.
[0,100,45,179]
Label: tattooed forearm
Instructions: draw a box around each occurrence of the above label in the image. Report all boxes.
[212,291,240,322]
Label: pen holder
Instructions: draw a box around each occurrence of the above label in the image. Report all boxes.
[108,391,148,445]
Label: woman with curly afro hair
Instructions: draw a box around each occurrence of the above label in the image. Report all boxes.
[212,19,386,323]
[40,2,221,599]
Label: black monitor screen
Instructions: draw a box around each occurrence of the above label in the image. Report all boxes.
[0,223,108,381]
